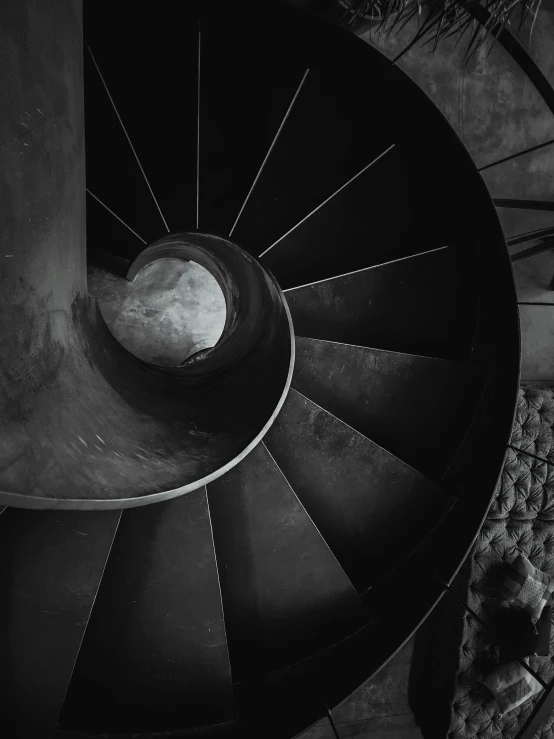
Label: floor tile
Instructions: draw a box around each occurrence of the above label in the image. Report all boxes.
[513,249,554,303]
[520,304,554,380]
[294,717,336,739]
[331,636,415,723]
[335,712,423,738]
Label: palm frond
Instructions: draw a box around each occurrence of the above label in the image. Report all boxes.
[338,0,544,61]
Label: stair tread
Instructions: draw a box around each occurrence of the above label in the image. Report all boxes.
[258,144,437,290]
[58,489,235,733]
[198,19,309,238]
[85,5,200,245]
[83,51,165,258]
[232,64,400,257]
[0,508,120,736]
[285,246,477,360]
[264,389,454,592]
[293,337,484,479]
[207,442,367,680]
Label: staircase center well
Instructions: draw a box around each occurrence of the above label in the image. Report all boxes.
[89,257,227,367]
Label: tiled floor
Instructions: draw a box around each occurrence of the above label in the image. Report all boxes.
[512,248,554,304]
[295,636,423,739]
[297,713,422,739]
[520,302,554,380]
[511,242,554,381]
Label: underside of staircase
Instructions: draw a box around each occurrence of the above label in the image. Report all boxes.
[0,1,520,737]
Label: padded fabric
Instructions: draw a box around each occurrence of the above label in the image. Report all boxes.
[496,553,554,625]
[412,386,554,739]
[479,659,543,717]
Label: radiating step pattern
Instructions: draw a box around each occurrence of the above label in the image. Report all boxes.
[232,65,402,257]
[257,143,420,290]
[84,48,167,260]
[0,508,121,737]
[284,245,478,360]
[263,389,455,593]
[292,337,483,479]
[207,442,368,681]
[84,11,201,249]
[46,3,518,738]
[199,21,310,237]
[58,490,235,734]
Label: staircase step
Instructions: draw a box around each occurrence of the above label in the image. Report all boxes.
[207,442,367,681]
[0,508,120,737]
[293,337,483,479]
[264,389,454,592]
[232,64,400,257]
[84,51,163,259]
[284,245,477,360]
[258,143,438,291]
[198,17,310,238]
[58,489,235,733]
[84,6,199,245]
[86,188,147,264]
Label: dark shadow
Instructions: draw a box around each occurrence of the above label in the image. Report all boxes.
[87,248,131,280]
[408,562,473,738]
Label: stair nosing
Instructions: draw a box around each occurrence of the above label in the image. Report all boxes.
[289,387,441,484]
[295,335,457,363]
[56,510,123,729]
[204,484,236,692]
[282,244,451,293]
[261,439,360,597]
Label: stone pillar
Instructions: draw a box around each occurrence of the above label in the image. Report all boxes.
[0,0,85,474]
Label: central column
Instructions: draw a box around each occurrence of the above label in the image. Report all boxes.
[0,0,87,497]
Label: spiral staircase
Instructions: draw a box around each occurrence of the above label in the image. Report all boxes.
[0,0,521,737]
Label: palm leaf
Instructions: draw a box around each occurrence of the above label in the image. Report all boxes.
[339,0,543,60]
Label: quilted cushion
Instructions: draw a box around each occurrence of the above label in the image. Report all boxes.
[496,553,554,625]
[413,386,554,739]
[479,659,543,717]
